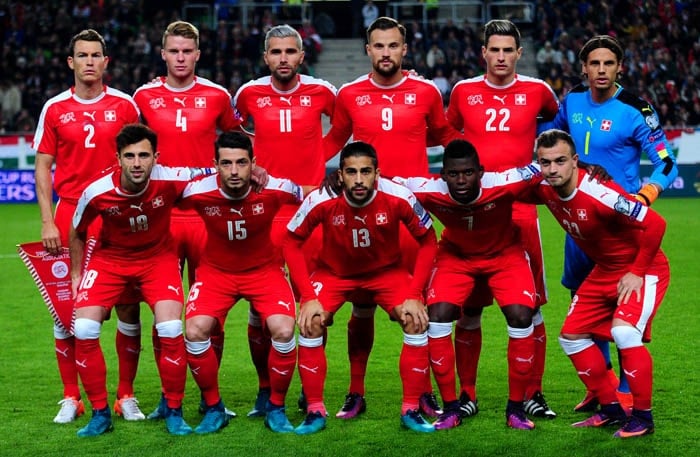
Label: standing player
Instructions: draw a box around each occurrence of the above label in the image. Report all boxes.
[322,16,460,418]
[233,24,336,417]
[133,20,242,418]
[395,139,541,430]
[69,124,210,437]
[541,35,678,412]
[285,142,438,434]
[531,129,669,438]
[33,29,144,424]
[181,131,305,434]
[445,19,559,419]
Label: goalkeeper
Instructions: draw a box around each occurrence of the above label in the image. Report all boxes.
[538,34,678,413]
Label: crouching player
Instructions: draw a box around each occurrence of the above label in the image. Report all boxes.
[69,124,213,437]
[180,131,306,434]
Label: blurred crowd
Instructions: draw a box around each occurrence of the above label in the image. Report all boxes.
[1,0,699,133]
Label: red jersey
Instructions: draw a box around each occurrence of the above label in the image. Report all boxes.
[324,71,460,177]
[395,164,540,257]
[446,74,558,172]
[180,175,303,273]
[234,74,336,186]
[527,169,666,274]
[32,87,140,203]
[133,76,242,167]
[286,178,434,301]
[73,165,199,260]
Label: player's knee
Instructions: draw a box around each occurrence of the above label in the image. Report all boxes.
[268,319,296,342]
[427,321,452,339]
[115,303,140,323]
[271,337,296,354]
[156,319,182,338]
[456,313,481,330]
[185,338,210,355]
[74,318,102,340]
[53,324,72,339]
[351,305,377,319]
[428,302,460,322]
[558,335,594,355]
[248,308,262,327]
[503,305,533,329]
[610,325,643,349]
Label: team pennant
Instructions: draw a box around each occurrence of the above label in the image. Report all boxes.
[17,240,95,334]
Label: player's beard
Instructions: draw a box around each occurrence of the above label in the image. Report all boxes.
[273,68,297,84]
[373,59,400,78]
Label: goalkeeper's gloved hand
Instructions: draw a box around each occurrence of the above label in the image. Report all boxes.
[634,183,660,206]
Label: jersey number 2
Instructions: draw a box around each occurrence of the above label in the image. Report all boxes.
[485,108,511,132]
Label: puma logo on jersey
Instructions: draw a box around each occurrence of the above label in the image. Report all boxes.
[277,301,292,311]
[174,96,187,107]
[493,95,507,105]
[354,215,368,224]
[280,96,293,106]
[382,94,396,104]
[168,285,181,295]
[83,111,96,120]
[561,207,572,217]
[586,116,596,128]
[522,290,535,301]
[130,203,144,212]
[229,207,243,217]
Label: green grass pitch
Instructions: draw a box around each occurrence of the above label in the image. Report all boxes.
[0,200,698,456]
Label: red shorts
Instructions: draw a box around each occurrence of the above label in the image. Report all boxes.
[272,204,322,271]
[311,266,412,316]
[464,213,546,308]
[185,263,296,328]
[170,209,207,278]
[426,245,536,309]
[75,251,183,311]
[58,199,141,305]
[561,253,669,342]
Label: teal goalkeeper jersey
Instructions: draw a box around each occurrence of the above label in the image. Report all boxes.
[540,84,678,193]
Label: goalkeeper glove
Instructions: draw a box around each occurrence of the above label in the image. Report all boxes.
[634,183,660,206]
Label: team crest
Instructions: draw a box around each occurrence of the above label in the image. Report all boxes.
[332,214,346,226]
[252,203,264,215]
[356,94,372,106]
[484,202,496,211]
[375,212,388,225]
[405,93,416,105]
[149,97,166,110]
[152,196,165,208]
[301,95,311,106]
[467,94,483,105]
[104,110,117,122]
[601,119,612,131]
[59,112,76,124]
[576,209,587,220]
[195,97,207,108]
[204,206,222,217]
[256,96,272,108]
[106,206,121,216]
[515,94,527,105]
